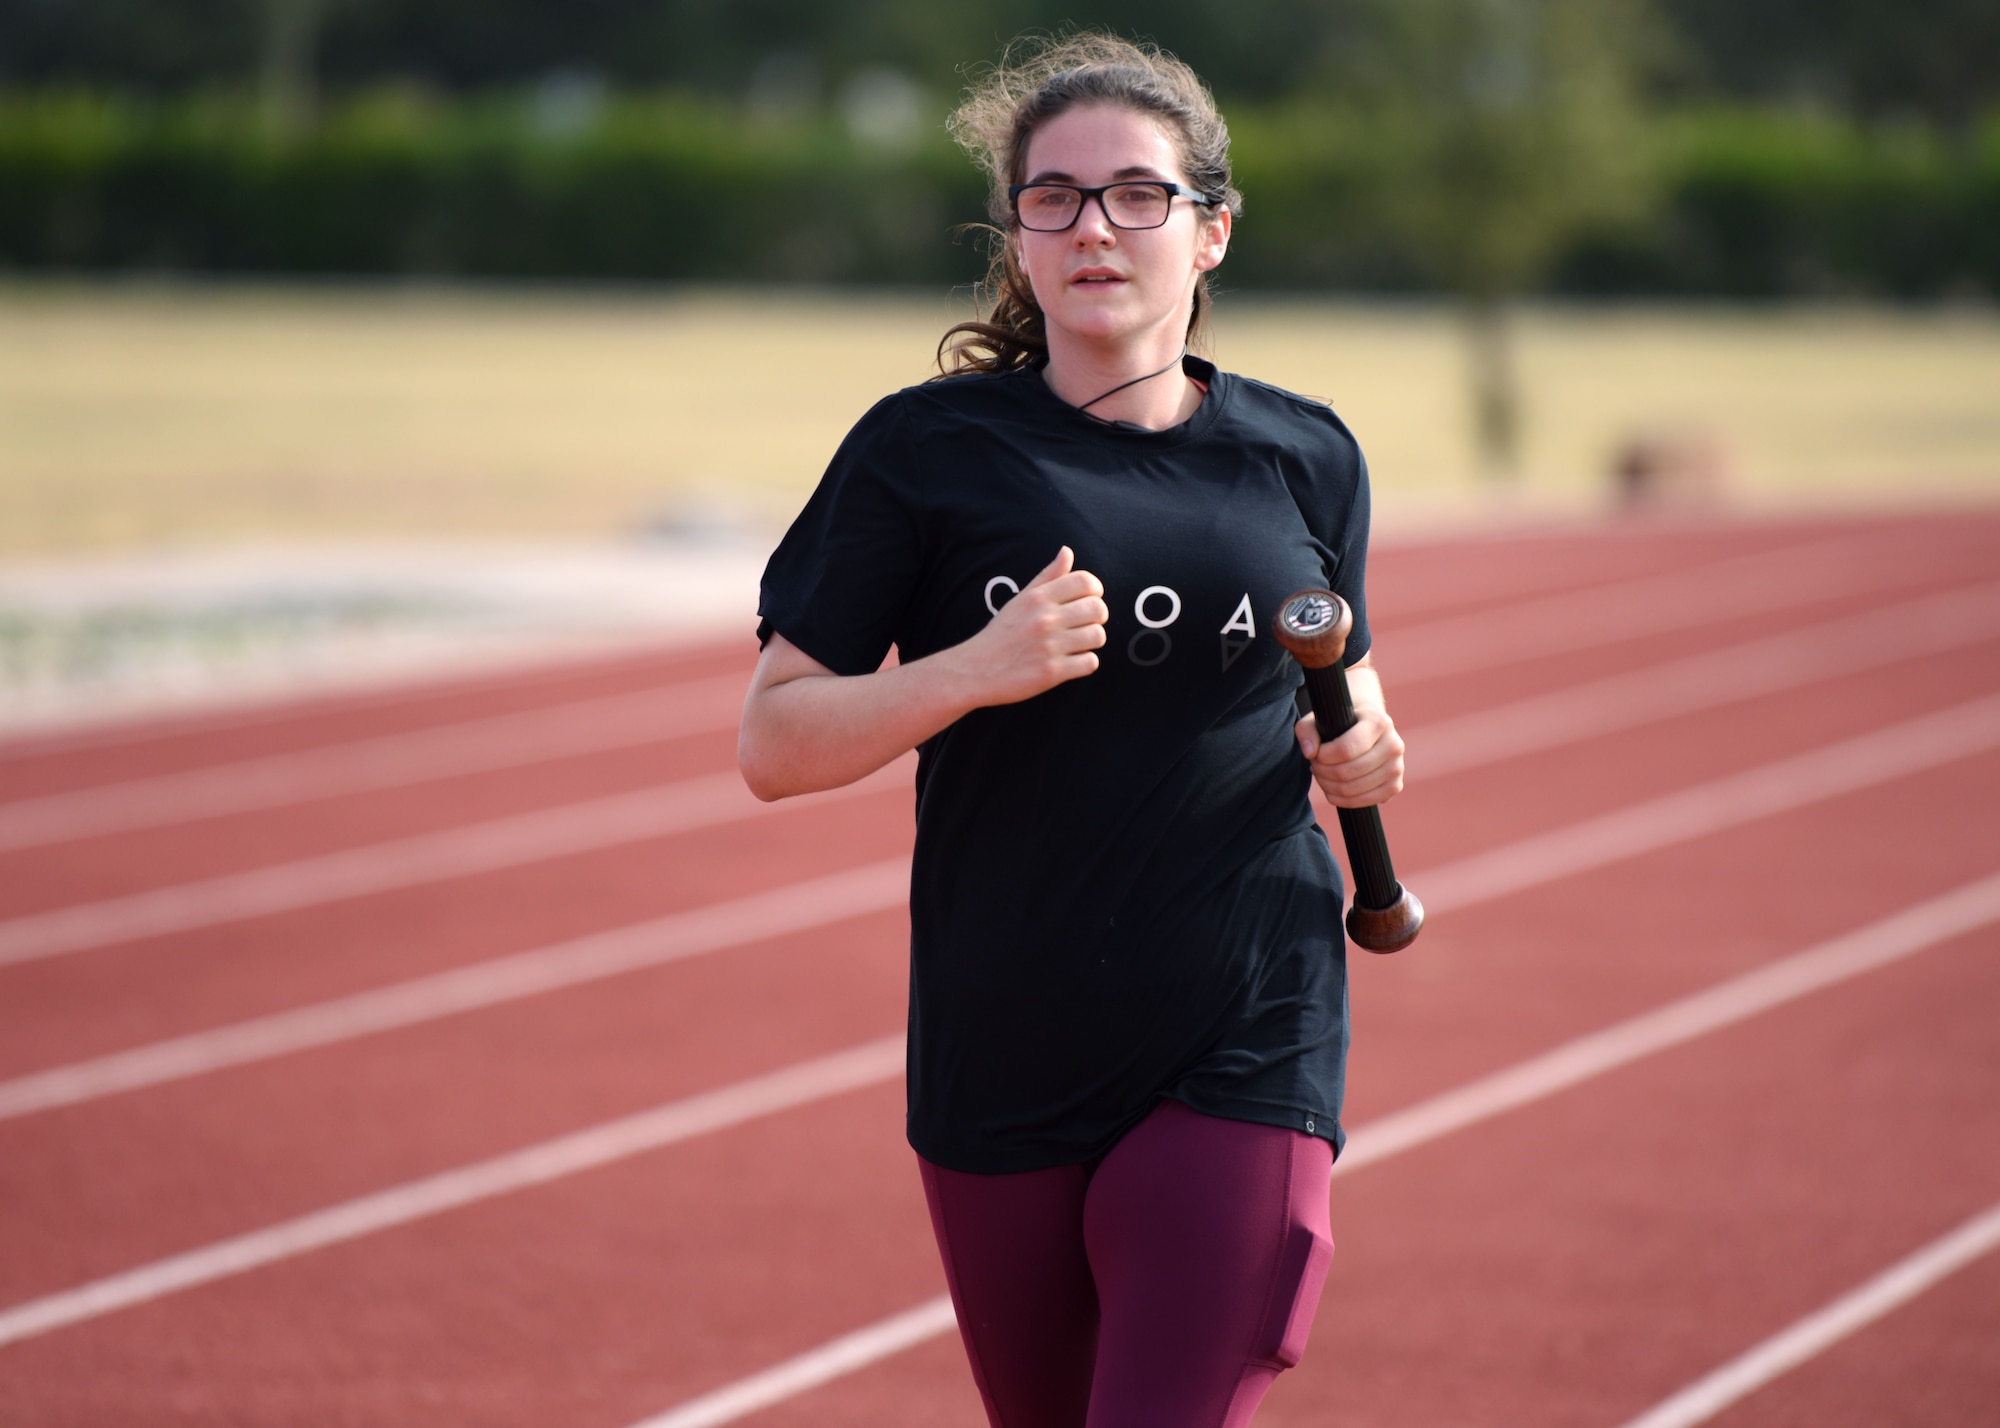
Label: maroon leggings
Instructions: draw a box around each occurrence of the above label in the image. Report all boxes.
[919,1099,1335,1428]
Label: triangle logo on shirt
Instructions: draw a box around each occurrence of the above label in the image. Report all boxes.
[1220,593,1256,672]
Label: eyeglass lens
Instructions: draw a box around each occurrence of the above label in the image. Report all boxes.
[1016,184,1176,231]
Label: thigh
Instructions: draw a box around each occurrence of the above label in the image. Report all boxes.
[1082,1100,1335,1428]
[919,1156,1100,1428]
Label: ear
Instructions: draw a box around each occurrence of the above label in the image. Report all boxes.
[1192,206,1231,274]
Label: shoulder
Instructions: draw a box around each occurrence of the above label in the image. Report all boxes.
[816,370,1039,517]
[1216,371,1364,465]
[835,368,1037,451]
[834,387,916,449]
[899,366,1042,425]
[1209,371,1368,505]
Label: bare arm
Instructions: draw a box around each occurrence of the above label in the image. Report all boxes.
[739,547,1109,801]
[1292,654,1406,807]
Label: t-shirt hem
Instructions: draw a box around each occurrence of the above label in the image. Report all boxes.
[908,1095,1344,1175]
[1163,1089,1346,1158]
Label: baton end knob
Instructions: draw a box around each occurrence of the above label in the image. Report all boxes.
[1272,589,1352,670]
[1346,885,1424,954]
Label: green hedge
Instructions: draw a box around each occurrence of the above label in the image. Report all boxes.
[2,91,1995,296]
[1553,108,2000,297]
[0,92,993,283]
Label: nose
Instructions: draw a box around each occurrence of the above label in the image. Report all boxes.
[1071,191,1118,242]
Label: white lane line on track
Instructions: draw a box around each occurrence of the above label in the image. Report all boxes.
[0,529,1781,768]
[1612,1199,2000,1428]
[9,692,1999,1121]
[0,758,911,970]
[1333,870,2000,1172]
[0,677,747,854]
[1416,580,2000,777]
[8,595,1996,982]
[0,1036,907,1350]
[1385,531,1944,681]
[13,570,1994,858]
[0,633,724,763]
[0,859,911,1122]
[626,1296,961,1428]
[5,871,1994,1361]
[617,872,2000,1428]
[1414,690,2000,915]
[0,529,1899,834]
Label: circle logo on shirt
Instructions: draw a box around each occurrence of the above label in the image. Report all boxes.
[984,576,1020,616]
[1134,586,1182,629]
[1129,585,1181,666]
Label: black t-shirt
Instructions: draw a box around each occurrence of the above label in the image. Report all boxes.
[757,355,1372,1173]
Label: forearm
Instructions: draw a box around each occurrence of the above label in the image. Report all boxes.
[1345,659,1386,720]
[742,548,1107,799]
[738,645,986,800]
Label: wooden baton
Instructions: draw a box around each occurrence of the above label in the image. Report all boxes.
[1271,589,1425,954]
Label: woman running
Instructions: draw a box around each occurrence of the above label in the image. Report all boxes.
[738,33,1405,1428]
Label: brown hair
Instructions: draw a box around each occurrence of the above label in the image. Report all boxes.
[935,33,1243,377]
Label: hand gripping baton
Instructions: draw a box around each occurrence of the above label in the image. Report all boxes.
[1272,589,1424,954]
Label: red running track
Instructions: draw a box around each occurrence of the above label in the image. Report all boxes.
[1,512,1997,1427]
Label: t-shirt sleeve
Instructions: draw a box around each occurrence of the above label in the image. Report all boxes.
[1332,445,1372,668]
[1280,403,1373,669]
[755,394,924,677]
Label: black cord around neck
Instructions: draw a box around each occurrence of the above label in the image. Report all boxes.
[1073,348,1188,419]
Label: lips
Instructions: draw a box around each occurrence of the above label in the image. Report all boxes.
[1069,267,1126,284]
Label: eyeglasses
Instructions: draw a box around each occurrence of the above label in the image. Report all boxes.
[1008,181,1218,232]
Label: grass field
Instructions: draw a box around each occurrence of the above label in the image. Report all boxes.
[4,285,1998,556]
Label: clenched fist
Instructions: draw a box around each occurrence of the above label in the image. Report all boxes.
[959,546,1110,705]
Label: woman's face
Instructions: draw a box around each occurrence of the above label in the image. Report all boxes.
[1014,103,1230,354]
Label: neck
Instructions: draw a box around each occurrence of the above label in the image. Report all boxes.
[1042,323,1202,431]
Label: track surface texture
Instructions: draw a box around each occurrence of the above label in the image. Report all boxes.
[2,512,1997,1427]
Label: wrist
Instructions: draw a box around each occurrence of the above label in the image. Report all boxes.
[907,638,992,723]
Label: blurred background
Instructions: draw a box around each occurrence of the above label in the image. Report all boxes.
[2,0,1998,721]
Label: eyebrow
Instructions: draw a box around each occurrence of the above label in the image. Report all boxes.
[1022,164,1174,185]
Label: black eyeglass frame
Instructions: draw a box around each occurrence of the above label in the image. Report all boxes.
[1007,181,1220,232]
